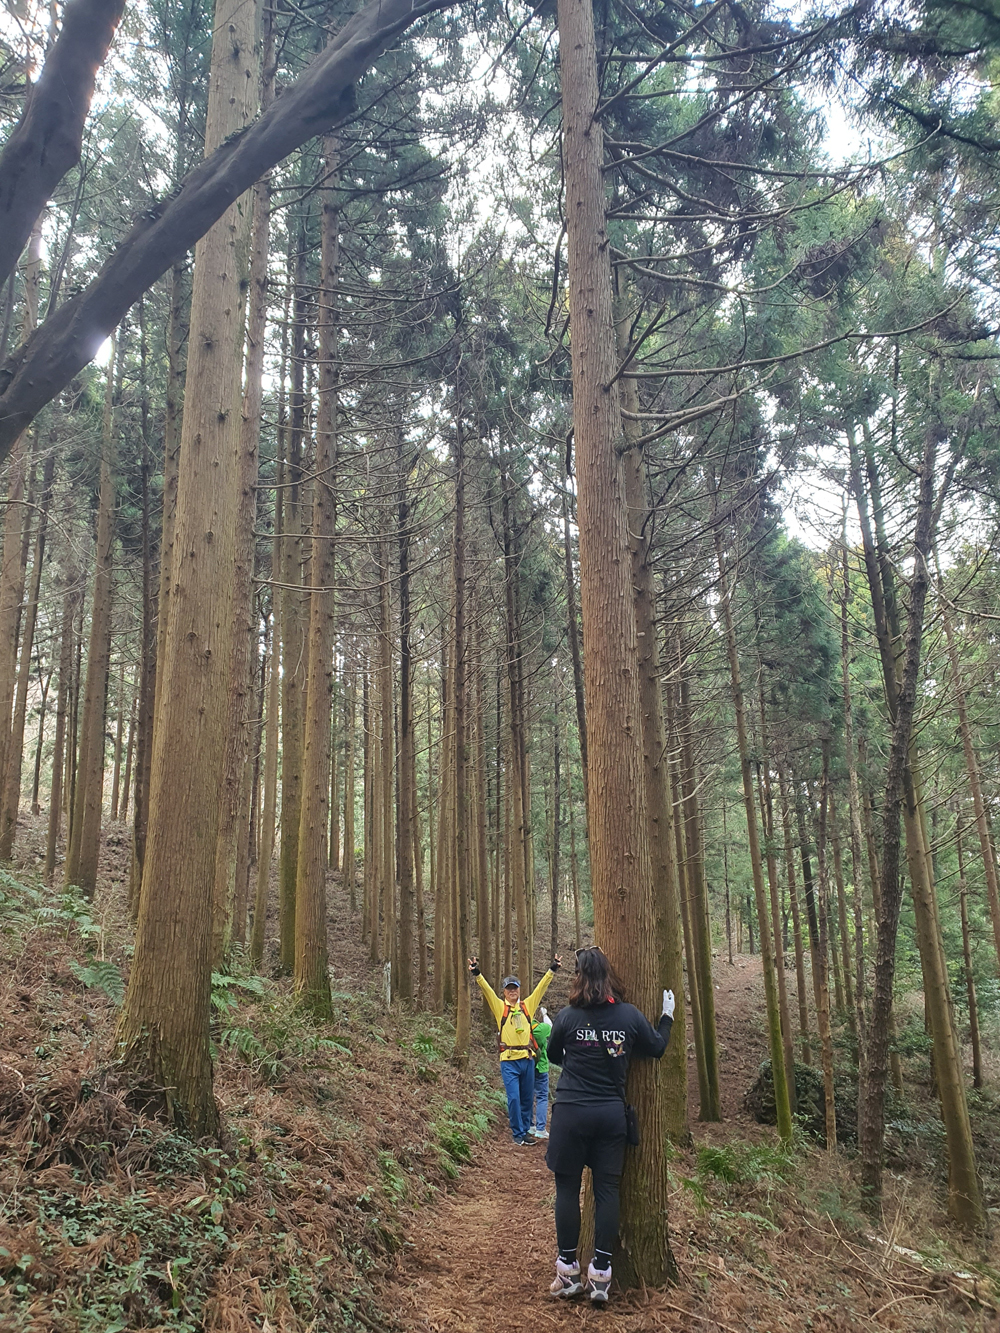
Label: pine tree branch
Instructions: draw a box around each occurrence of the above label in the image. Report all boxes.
[0,0,455,465]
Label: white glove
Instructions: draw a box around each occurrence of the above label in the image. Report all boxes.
[662,989,675,1019]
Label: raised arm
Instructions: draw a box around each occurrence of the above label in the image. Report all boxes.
[469,959,504,1025]
[524,955,561,1017]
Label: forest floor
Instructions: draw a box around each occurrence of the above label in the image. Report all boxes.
[382,949,1000,1333]
[1,815,1000,1330]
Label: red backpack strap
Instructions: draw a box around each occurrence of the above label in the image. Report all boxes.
[497,1003,510,1053]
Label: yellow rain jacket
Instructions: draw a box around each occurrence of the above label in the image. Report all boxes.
[476,970,556,1062]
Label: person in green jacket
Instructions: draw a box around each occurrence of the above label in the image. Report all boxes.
[530,1006,552,1138]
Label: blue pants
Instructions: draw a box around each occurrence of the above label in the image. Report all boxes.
[500,1058,535,1140]
[534,1070,549,1132]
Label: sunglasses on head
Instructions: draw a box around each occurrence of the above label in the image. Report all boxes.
[575,945,605,959]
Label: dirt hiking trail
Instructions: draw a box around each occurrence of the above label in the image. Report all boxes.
[382,956,767,1333]
[382,954,998,1333]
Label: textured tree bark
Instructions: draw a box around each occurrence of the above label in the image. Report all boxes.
[45,578,79,882]
[119,692,136,826]
[777,764,811,1065]
[413,756,428,1008]
[814,746,839,1149]
[620,372,688,1141]
[397,429,416,1003]
[549,697,561,963]
[677,675,720,1122]
[556,0,673,1282]
[501,479,531,981]
[0,220,41,839]
[855,425,983,1229]
[30,667,51,816]
[473,627,492,994]
[212,73,268,963]
[293,131,338,1019]
[115,0,260,1135]
[939,583,1000,972]
[65,337,118,897]
[109,657,126,822]
[561,481,588,827]
[716,531,793,1143]
[956,824,983,1089]
[671,734,708,1112]
[569,798,582,949]
[343,667,357,913]
[451,402,471,1066]
[278,231,309,974]
[251,625,279,969]
[377,531,396,977]
[235,69,274,958]
[755,687,796,1107]
[1,444,54,856]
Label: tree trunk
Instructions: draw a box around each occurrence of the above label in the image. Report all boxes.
[778,764,811,1065]
[65,335,118,897]
[45,578,78,881]
[278,226,309,974]
[109,657,126,822]
[619,388,687,1139]
[0,219,42,845]
[813,748,839,1148]
[938,578,1000,974]
[451,395,471,1066]
[1,442,54,855]
[715,531,792,1143]
[561,479,588,828]
[343,666,357,912]
[293,131,338,1020]
[251,622,280,969]
[397,426,416,1003]
[755,698,796,1111]
[116,0,260,1135]
[677,674,720,1122]
[556,0,673,1279]
[856,423,984,1228]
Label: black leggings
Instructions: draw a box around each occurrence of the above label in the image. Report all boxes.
[545,1101,627,1259]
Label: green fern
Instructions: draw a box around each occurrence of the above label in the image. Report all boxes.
[69,958,125,1005]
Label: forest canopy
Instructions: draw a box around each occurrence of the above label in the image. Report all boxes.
[3,0,1000,1325]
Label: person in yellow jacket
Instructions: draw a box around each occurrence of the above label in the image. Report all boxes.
[468,956,561,1145]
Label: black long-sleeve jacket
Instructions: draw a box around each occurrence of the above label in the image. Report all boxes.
[547,999,672,1106]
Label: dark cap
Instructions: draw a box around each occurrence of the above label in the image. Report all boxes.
[502,976,521,989]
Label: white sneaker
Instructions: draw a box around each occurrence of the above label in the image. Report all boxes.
[533,1129,549,1139]
[587,1262,612,1303]
[550,1259,584,1297]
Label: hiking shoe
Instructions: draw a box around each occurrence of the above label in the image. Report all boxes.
[550,1259,584,1297]
[519,1134,538,1146]
[587,1263,612,1303]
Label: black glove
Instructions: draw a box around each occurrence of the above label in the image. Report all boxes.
[468,958,480,976]
[550,957,561,972]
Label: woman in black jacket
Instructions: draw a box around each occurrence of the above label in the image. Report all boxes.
[544,946,675,1304]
